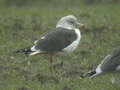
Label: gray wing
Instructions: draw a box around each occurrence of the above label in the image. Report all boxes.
[34,27,77,52]
[101,47,120,72]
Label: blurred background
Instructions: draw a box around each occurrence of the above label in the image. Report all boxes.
[0,0,120,90]
[0,0,119,7]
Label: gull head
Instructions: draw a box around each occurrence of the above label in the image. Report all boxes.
[56,15,85,30]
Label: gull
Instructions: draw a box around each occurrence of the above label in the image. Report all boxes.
[16,15,86,72]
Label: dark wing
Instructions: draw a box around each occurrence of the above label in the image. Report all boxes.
[101,47,120,72]
[34,27,77,52]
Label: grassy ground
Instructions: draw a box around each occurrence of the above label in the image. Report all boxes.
[0,3,120,90]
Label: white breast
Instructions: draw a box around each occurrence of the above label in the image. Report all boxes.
[62,28,81,53]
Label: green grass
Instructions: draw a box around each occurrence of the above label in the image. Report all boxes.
[0,3,120,90]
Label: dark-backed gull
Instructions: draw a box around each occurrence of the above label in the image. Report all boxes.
[16,15,86,72]
[86,47,120,78]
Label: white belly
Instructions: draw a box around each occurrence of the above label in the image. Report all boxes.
[62,28,81,53]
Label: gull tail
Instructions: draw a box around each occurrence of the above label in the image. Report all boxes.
[83,70,96,78]
[84,70,102,78]
[16,47,33,55]
[16,46,41,56]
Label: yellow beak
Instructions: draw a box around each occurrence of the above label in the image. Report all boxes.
[76,23,87,30]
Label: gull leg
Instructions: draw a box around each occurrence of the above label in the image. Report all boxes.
[49,56,54,72]
[53,56,64,69]
[57,55,64,67]
[60,55,64,68]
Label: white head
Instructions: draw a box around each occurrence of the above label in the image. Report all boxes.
[56,15,84,30]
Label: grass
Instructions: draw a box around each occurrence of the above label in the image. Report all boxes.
[0,2,120,90]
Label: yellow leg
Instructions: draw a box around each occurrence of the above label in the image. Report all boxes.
[49,56,54,72]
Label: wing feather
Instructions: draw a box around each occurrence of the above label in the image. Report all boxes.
[33,27,77,52]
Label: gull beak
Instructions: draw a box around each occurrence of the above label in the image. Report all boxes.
[76,23,87,30]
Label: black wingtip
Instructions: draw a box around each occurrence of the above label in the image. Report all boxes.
[15,47,32,54]
[82,70,96,78]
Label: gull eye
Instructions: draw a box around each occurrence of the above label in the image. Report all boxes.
[68,20,74,25]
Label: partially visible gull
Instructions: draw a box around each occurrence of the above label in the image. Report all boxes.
[86,47,120,78]
[16,15,86,72]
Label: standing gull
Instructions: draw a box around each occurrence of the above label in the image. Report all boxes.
[16,15,85,72]
[86,47,120,78]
